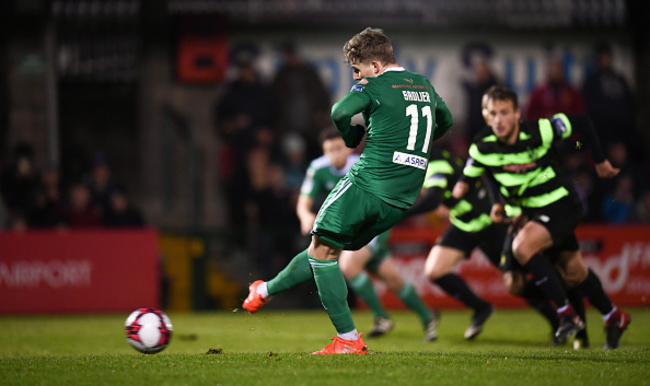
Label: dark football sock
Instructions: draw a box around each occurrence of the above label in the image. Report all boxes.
[521,280,559,330]
[523,254,568,309]
[434,273,490,311]
[567,286,589,340]
[577,268,614,315]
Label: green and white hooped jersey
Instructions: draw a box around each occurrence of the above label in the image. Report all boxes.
[462,113,575,209]
[300,154,360,198]
[333,67,453,209]
[423,150,493,233]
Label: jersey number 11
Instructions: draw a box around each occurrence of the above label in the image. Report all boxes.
[406,104,432,154]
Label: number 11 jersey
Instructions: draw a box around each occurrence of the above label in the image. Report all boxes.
[331,67,453,209]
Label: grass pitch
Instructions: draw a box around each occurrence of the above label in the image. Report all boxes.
[1,308,649,385]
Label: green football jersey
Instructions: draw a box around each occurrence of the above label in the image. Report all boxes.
[331,67,453,209]
[300,154,361,198]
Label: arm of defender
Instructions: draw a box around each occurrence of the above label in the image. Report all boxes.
[404,187,444,217]
[552,113,620,178]
[296,195,316,236]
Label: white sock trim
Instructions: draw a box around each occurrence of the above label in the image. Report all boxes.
[602,306,618,322]
[257,282,269,299]
[349,272,369,289]
[338,329,359,341]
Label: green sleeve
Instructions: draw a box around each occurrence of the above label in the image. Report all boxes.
[331,92,372,148]
[433,93,453,140]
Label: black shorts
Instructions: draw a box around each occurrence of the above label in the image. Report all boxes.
[522,196,581,253]
[438,222,510,268]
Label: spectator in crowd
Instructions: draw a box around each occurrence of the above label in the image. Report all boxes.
[601,174,636,224]
[215,45,274,244]
[280,132,308,195]
[632,190,650,223]
[87,152,118,218]
[246,146,300,277]
[101,187,145,228]
[0,142,39,228]
[581,42,637,158]
[271,40,331,160]
[463,53,499,141]
[30,164,66,228]
[61,182,101,228]
[526,58,585,121]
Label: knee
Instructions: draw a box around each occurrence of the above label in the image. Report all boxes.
[564,264,588,286]
[502,272,525,296]
[425,264,448,281]
[511,238,532,264]
[384,275,404,293]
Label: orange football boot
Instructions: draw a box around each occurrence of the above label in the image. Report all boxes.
[310,333,368,355]
[242,280,267,314]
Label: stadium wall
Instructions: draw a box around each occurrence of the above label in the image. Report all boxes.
[0,225,648,314]
[0,229,160,314]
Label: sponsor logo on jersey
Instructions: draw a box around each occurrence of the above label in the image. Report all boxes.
[503,162,537,173]
[350,84,365,92]
[393,151,427,170]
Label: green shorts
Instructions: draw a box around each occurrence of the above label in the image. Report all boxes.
[365,229,392,273]
[312,176,405,251]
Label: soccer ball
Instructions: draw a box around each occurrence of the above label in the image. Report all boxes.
[125,308,173,354]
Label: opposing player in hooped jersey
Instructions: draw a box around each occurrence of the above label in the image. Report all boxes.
[243,27,453,354]
[406,146,588,345]
[452,86,630,348]
[297,128,440,341]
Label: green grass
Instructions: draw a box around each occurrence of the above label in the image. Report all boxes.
[1,308,649,385]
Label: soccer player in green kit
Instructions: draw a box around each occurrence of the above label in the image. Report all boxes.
[452,86,630,348]
[243,27,453,354]
[297,128,440,341]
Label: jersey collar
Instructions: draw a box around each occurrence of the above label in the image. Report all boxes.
[382,66,405,73]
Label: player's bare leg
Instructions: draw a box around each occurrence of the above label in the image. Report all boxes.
[426,246,493,340]
[376,258,439,341]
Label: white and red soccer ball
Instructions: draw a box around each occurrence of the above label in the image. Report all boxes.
[125,308,173,354]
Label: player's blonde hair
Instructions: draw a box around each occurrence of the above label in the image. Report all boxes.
[343,27,396,66]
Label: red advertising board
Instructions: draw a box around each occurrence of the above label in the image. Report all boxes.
[381,225,650,309]
[0,230,160,314]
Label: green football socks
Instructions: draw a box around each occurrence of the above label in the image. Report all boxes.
[399,282,434,326]
[349,272,390,319]
[309,257,356,334]
[266,249,313,295]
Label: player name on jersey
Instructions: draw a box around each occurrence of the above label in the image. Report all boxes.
[401,91,431,102]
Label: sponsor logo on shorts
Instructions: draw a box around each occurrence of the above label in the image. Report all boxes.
[393,151,427,170]
[539,215,550,223]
